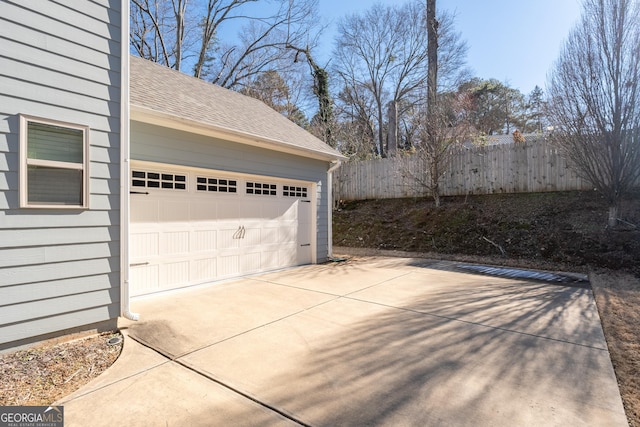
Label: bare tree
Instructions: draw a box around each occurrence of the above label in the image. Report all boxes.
[130,0,320,89]
[239,69,308,127]
[547,0,640,227]
[190,0,260,78]
[408,0,470,207]
[412,94,470,207]
[205,1,319,89]
[130,0,176,66]
[332,1,467,158]
[333,86,377,159]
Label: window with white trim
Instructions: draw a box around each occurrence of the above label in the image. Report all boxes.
[246,182,277,196]
[283,185,308,198]
[196,176,237,193]
[131,170,187,190]
[20,115,89,208]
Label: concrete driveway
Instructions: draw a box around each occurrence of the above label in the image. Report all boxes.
[58,256,627,426]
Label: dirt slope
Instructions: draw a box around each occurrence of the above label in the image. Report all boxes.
[333,191,640,276]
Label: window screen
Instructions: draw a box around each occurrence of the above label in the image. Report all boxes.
[21,116,88,208]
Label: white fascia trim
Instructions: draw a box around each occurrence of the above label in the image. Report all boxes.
[130,105,346,163]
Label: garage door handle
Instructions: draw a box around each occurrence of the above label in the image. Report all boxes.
[130,191,149,195]
[233,225,246,239]
[130,262,150,267]
[300,244,311,247]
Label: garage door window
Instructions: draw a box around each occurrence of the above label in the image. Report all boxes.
[132,170,187,190]
[283,185,308,198]
[246,182,277,196]
[197,177,237,193]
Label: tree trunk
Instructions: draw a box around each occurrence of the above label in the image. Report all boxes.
[377,101,385,158]
[426,0,438,120]
[608,204,619,228]
[426,0,439,206]
[387,100,398,157]
[173,0,187,71]
[430,157,441,207]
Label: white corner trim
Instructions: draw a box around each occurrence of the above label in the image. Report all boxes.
[120,1,139,321]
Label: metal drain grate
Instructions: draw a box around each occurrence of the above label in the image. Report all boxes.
[456,264,588,285]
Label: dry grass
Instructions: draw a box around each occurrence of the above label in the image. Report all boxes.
[0,331,122,406]
[590,270,640,427]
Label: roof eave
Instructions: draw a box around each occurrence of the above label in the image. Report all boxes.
[131,105,346,162]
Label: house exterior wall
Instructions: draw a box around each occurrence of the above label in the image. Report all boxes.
[130,121,332,262]
[0,0,124,349]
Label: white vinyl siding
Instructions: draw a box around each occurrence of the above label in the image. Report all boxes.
[20,116,90,208]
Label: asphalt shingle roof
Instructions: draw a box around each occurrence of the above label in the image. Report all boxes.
[130,55,342,161]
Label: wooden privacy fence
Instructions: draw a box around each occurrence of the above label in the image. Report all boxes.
[333,139,594,202]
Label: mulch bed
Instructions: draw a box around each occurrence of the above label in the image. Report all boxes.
[0,331,123,406]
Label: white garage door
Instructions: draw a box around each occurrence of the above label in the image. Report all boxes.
[129,163,314,297]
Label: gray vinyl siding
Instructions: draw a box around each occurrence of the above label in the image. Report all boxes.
[131,121,331,262]
[0,0,122,348]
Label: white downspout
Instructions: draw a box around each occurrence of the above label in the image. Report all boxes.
[120,1,139,321]
[327,160,342,258]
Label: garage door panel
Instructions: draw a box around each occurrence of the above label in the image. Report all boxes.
[281,204,297,221]
[161,231,190,256]
[261,250,280,270]
[192,258,217,282]
[218,255,240,278]
[279,244,297,266]
[131,199,159,222]
[192,230,217,252]
[241,227,262,247]
[261,227,279,245]
[130,264,159,297]
[160,201,190,222]
[191,201,218,221]
[239,200,262,219]
[241,252,261,273]
[162,261,189,289]
[265,200,291,219]
[279,225,296,244]
[131,232,159,259]
[218,202,240,220]
[218,228,241,250]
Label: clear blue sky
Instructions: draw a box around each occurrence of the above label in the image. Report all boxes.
[316,0,583,95]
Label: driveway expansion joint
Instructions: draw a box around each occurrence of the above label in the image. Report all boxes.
[126,332,312,426]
